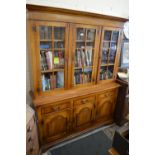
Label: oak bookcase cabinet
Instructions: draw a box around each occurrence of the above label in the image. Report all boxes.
[27,4,128,149]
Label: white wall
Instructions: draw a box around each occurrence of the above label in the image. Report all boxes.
[26,0,129,105]
[26,0,129,18]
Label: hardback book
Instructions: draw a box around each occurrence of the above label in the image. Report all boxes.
[40,51,48,70]
[56,71,64,88]
[81,50,86,66]
[45,51,53,69]
[86,46,93,66]
[77,50,82,67]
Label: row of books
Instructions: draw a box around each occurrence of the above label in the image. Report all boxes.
[40,26,52,40]
[42,72,64,91]
[100,70,113,80]
[75,47,93,67]
[74,72,92,85]
[40,50,64,70]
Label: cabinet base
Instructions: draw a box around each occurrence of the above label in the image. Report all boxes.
[41,119,113,153]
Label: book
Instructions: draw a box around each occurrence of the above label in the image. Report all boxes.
[56,71,64,88]
[77,50,82,67]
[42,75,46,91]
[40,51,48,70]
[45,51,53,69]
[81,50,86,66]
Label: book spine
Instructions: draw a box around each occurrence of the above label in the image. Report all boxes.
[45,52,52,69]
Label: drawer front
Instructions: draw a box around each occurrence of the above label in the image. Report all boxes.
[98,89,117,99]
[74,96,95,106]
[42,101,71,114]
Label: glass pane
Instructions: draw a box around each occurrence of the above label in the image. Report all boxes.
[109,42,117,64]
[54,41,64,48]
[77,28,85,41]
[55,71,64,88]
[100,66,107,80]
[74,69,83,85]
[107,66,114,79]
[54,27,65,40]
[41,74,51,91]
[103,42,110,50]
[40,42,52,49]
[112,31,119,42]
[87,29,95,41]
[40,26,52,40]
[104,31,112,41]
[75,49,82,67]
[53,50,65,69]
[101,50,108,65]
[76,42,85,48]
[40,50,52,70]
[85,47,93,66]
[83,68,92,83]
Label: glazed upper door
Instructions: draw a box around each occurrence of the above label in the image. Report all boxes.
[97,27,122,83]
[70,24,100,88]
[34,21,69,94]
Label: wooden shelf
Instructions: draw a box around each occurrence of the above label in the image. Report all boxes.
[100,63,114,67]
[74,67,83,70]
[40,39,51,42]
[54,48,65,51]
[40,39,64,42]
[40,49,52,51]
[41,68,64,73]
[76,48,94,50]
[76,40,94,42]
[84,66,93,68]
[54,39,64,42]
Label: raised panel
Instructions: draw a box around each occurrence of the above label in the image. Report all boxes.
[42,109,71,142]
[95,90,117,121]
[73,96,95,130]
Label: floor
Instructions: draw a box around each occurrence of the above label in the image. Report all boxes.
[42,123,125,155]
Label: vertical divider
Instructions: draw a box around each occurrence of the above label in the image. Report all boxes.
[52,26,54,89]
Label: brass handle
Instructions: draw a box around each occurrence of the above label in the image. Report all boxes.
[82,99,87,104]
[53,106,60,111]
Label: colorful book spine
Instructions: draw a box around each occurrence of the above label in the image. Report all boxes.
[45,51,53,69]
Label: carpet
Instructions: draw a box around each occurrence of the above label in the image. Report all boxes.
[48,130,112,155]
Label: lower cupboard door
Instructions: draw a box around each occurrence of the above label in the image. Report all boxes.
[42,109,71,142]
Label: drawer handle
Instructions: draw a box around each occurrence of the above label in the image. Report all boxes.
[53,107,60,111]
[82,99,87,104]
[27,126,32,132]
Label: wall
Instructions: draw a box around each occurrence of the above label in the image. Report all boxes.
[26,0,129,105]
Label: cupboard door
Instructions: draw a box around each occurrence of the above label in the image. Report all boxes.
[95,90,117,122]
[42,109,71,142]
[98,28,122,82]
[34,21,69,94]
[70,24,100,87]
[73,96,95,130]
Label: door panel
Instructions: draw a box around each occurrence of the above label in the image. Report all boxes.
[98,27,121,83]
[70,24,100,87]
[34,21,69,94]
[95,90,117,122]
[42,109,71,142]
[73,96,95,130]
